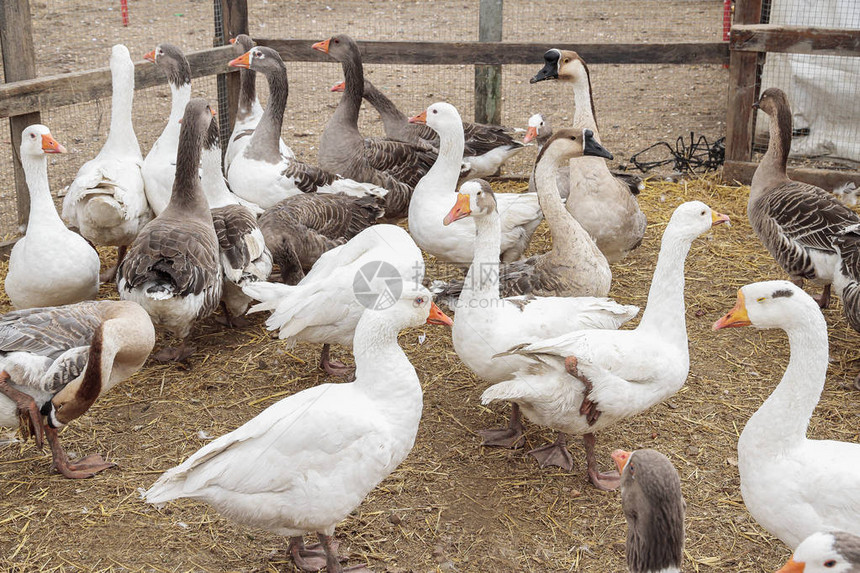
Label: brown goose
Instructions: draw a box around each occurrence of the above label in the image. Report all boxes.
[611,449,685,573]
[832,225,860,388]
[223,34,294,177]
[0,300,154,478]
[259,193,384,285]
[313,34,437,219]
[778,531,860,573]
[226,46,386,210]
[331,78,525,177]
[434,129,613,301]
[531,49,646,263]
[117,98,223,363]
[748,87,860,309]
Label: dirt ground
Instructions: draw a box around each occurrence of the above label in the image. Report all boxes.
[1,176,859,573]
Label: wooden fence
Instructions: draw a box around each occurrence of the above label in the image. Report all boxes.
[6,0,857,253]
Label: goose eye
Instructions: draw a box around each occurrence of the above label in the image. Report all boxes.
[432,109,438,114]
[825,561,836,568]
[414,296,425,306]
[564,58,570,63]
[30,133,36,139]
[700,210,706,216]
[757,297,766,303]
[333,38,339,44]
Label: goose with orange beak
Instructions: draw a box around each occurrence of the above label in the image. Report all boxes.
[713,280,860,548]
[5,124,100,310]
[776,531,860,573]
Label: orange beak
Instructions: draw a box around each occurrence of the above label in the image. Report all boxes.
[711,211,730,227]
[229,50,252,69]
[443,193,471,226]
[41,133,67,154]
[144,49,156,63]
[523,126,538,144]
[408,110,427,124]
[775,558,805,573]
[331,81,345,93]
[713,290,751,330]
[427,302,453,326]
[210,107,217,117]
[312,38,331,54]
[610,449,632,475]
[229,37,236,45]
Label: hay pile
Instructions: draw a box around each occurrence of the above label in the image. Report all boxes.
[0,176,857,572]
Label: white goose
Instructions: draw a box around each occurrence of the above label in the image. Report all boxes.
[408,102,543,265]
[141,43,191,216]
[0,300,154,478]
[5,125,100,309]
[61,44,152,283]
[445,180,639,456]
[778,531,860,572]
[145,286,452,573]
[531,49,646,263]
[713,280,860,548]
[242,224,425,376]
[486,201,729,490]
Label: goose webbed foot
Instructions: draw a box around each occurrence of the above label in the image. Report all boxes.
[153,340,196,364]
[45,425,115,479]
[317,533,370,573]
[319,344,355,379]
[528,432,574,471]
[565,356,602,426]
[99,245,127,284]
[289,536,347,572]
[215,302,252,328]
[0,371,44,448]
[479,403,525,449]
[583,432,620,491]
[814,284,831,309]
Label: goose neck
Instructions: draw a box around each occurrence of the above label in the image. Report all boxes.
[249,64,287,153]
[364,83,408,134]
[200,145,235,207]
[352,314,421,400]
[569,73,599,134]
[104,65,140,156]
[167,82,192,126]
[534,147,572,236]
[237,66,257,119]
[636,226,693,342]
[750,108,791,199]
[22,154,64,228]
[425,121,464,186]
[166,118,209,213]
[742,313,828,451]
[462,213,501,301]
[332,53,364,130]
[50,322,112,424]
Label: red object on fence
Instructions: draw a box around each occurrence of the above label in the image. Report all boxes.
[723,0,733,42]
[121,0,129,27]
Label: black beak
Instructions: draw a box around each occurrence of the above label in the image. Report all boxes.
[752,100,760,110]
[583,129,613,160]
[530,60,558,84]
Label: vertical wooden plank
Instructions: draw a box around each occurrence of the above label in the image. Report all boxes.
[724,0,763,164]
[475,0,503,125]
[1,0,41,229]
[215,0,248,151]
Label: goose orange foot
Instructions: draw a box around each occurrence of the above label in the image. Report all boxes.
[289,536,347,572]
[528,433,574,471]
[46,426,115,479]
[583,432,620,491]
[479,403,525,449]
[319,344,354,379]
[153,341,196,363]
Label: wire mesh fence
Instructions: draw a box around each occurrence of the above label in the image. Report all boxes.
[2,0,738,241]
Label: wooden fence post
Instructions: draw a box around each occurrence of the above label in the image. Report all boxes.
[475,0,503,125]
[724,0,763,168]
[1,0,40,230]
[214,0,248,152]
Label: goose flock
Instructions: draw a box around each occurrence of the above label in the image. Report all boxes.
[0,36,858,572]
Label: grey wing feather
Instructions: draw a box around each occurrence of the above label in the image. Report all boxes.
[363,138,436,188]
[212,205,261,275]
[281,158,338,194]
[0,302,103,358]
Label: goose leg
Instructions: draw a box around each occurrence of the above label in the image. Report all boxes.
[215,301,252,329]
[565,356,601,426]
[317,533,371,573]
[0,371,44,448]
[319,344,354,378]
[100,245,127,284]
[815,284,831,309]
[528,432,574,471]
[153,339,196,363]
[45,425,115,479]
[583,433,620,491]
[289,536,331,572]
[478,403,525,449]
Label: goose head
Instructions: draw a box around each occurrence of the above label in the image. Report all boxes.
[713,280,820,332]
[777,531,860,573]
[21,125,66,158]
[535,128,613,168]
[443,179,496,225]
[753,87,790,117]
[612,449,685,573]
[311,34,359,62]
[229,46,285,75]
[144,44,191,87]
[370,285,453,331]
[109,44,134,76]
[530,49,587,84]
[230,33,255,54]
[408,102,462,135]
[523,113,550,144]
[662,200,730,244]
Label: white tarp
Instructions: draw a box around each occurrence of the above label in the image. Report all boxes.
[757,0,860,164]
